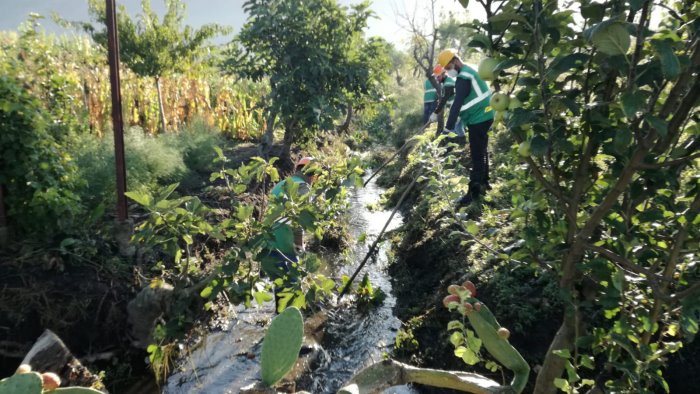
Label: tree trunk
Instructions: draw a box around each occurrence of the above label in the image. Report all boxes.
[260,109,277,159]
[0,183,7,249]
[280,122,296,172]
[534,248,581,394]
[337,102,353,134]
[395,70,403,86]
[155,76,167,133]
[533,313,576,394]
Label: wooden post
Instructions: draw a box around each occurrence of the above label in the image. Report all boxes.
[106,0,128,222]
[0,184,7,248]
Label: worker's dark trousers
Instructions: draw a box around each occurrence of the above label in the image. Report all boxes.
[423,101,437,124]
[466,119,493,187]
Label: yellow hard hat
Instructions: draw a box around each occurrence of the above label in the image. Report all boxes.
[437,48,458,67]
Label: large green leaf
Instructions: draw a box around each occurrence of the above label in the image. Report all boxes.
[621,91,645,119]
[652,40,681,80]
[586,20,631,56]
[546,53,589,80]
[467,33,491,50]
[488,12,529,25]
[681,294,700,335]
[260,306,304,386]
[507,109,538,129]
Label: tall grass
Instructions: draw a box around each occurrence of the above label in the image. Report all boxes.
[71,118,225,209]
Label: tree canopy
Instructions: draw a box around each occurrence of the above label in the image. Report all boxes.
[233,0,389,163]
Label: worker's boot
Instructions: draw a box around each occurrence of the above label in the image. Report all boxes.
[456,182,482,207]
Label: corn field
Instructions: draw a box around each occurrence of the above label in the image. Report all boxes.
[0,30,266,139]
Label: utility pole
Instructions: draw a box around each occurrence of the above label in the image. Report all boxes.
[0,185,7,248]
[105,0,128,221]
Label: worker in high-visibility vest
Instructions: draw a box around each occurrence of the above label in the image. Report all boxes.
[437,49,495,206]
[263,156,316,311]
[428,64,465,144]
[423,77,438,125]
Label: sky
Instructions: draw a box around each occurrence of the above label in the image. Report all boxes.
[0,0,479,49]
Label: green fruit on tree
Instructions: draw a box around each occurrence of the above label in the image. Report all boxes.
[490,93,510,111]
[508,96,522,110]
[494,110,505,124]
[478,57,499,81]
[518,141,531,157]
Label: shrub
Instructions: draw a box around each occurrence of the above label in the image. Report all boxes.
[0,75,82,240]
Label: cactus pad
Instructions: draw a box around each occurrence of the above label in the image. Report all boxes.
[260,306,304,386]
[53,388,105,393]
[0,372,43,394]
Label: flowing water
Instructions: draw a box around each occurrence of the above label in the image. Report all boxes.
[165,174,418,394]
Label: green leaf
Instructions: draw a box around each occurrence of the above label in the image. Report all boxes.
[305,254,321,273]
[457,0,469,8]
[254,290,274,305]
[297,209,317,229]
[200,286,213,298]
[182,234,193,245]
[260,306,304,386]
[489,12,529,25]
[467,33,491,50]
[554,378,570,391]
[447,320,464,331]
[581,3,605,22]
[645,115,668,137]
[681,294,700,335]
[580,355,595,369]
[465,221,479,235]
[494,58,525,74]
[627,0,646,11]
[125,191,152,207]
[506,108,537,129]
[614,128,633,152]
[652,40,681,80]
[530,135,548,157]
[450,331,465,347]
[546,53,589,80]
[460,346,480,365]
[587,20,631,56]
[621,91,645,119]
[553,349,571,359]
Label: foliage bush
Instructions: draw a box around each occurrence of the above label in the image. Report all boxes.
[0,75,82,239]
[71,121,224,209]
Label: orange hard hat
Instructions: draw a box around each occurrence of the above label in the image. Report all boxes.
[295,156,315,169]
[433,64,445,76]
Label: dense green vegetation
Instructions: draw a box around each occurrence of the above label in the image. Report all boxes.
[1,0,698,393]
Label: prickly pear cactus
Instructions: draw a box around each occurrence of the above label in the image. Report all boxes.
[443,281,530,394]
[53,388,105,393]
[260,306,304,386]
[0,372,43,394]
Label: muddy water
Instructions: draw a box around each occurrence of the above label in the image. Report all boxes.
[164,174,418,394]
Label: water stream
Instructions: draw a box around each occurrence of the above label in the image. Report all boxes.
[165,174,418,393]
